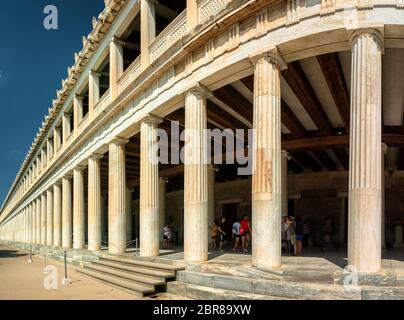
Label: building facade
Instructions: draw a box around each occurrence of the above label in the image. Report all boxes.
[1,0,404,275]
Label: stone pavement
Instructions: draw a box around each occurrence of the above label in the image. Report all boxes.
[0,244,140,300]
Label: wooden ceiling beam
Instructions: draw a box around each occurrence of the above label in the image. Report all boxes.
[282,61,333,135]
[312,150,337,171]
[317,53,350,131]
[333,149,349,171]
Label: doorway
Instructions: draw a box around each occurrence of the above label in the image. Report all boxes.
[221,202,240,237]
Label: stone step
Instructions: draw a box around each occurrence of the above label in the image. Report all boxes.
[100,255,184,272]
[76,267,156,297]
[177,271,362,300]
[167,281,288,300]
[84,264,166,287]
[360,287,404,300]
[93,260,176,279]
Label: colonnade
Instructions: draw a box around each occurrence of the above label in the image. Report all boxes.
[0,28,385,274]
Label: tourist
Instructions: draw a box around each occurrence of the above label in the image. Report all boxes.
[218,217,227,251]
[163,223,172,250]
[303,218,311,248]
[287,216,296,255]
[295,216,304,256]
[282,216,289,253]
[240,215,251,254]
[232,217,241,253]
[210,220,219,250]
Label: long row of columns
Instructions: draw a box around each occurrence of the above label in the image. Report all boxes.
[0,28,385,275]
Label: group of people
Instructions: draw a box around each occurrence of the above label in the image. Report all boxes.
[210,215,252,253]
[282,216,311,256]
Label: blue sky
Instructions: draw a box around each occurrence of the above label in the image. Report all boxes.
[0,0,105,204]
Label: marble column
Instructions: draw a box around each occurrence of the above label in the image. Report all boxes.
[140,0,156,69]
[281,151,290,217]
[108,138,128,254]
[53,182,62,247]
[207,165,216,226]
[184,85,209,263]
[29,203,33,243]
[88,154,103,251]
[251,52,284,269]
[62,113,72,143]
[33,200,37,244]
[395,226,404,247]
[46,189,53,246]
[348,29,383,273]
[89,70,100,113]
[110,37,124,100]
[126,188,133,241]
[41,193,47,245]
[186,0,198,30]
[54,127,62,151]
[62,175,73,249]
[382,143,387,248]
[73,166,86,249]
[101,196,106,243]
[159,178,167,245]
[74,95,84,129]
[140,116,161,257]
[47,138,54,162]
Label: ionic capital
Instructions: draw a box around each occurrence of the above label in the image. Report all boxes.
[89,69,102,77]
[183,83,213,99]
[110,136,130,146]
[382,143,388,155]
[249,48,287,70]
[159,177,169,184]
[208,164,219,172]
[74,165,87,172]
[348,27,384,53]
[89,153,104,161]
[281,150,292,160]
[141,113,163,127]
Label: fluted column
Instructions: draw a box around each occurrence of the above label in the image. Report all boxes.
[207,165,216,227]
[62,175,73,249]
[88,154,103,251]
[126,188,133,241]
[73,166,86,249]
[184,84,209,263]
[41,193,47,245]
[46,189,53,246]
[36,197,41,245]
[53,182,62,247]
[29,203,33,243]
[187,0,198,30]
[110,38,124,100]
[159,178,167,244]
[251,52,284,268]
[281,151,290,216]
[348,29,383,273]
[140,0,156,69]
[108,138,129,254]
[74,95,84,129]
[89,70,100,113]
[382,143,387,248]
[140,116,162,257]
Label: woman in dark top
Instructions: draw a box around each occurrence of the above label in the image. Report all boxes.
[218,217,227,251]
[295,216,304,256]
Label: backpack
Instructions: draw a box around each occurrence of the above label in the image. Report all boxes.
[232,222,240,235]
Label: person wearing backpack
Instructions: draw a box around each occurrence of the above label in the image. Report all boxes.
[232,217,241,253]
[295,216,304,256]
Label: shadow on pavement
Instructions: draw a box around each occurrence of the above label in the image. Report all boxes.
[0,250,28,259]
